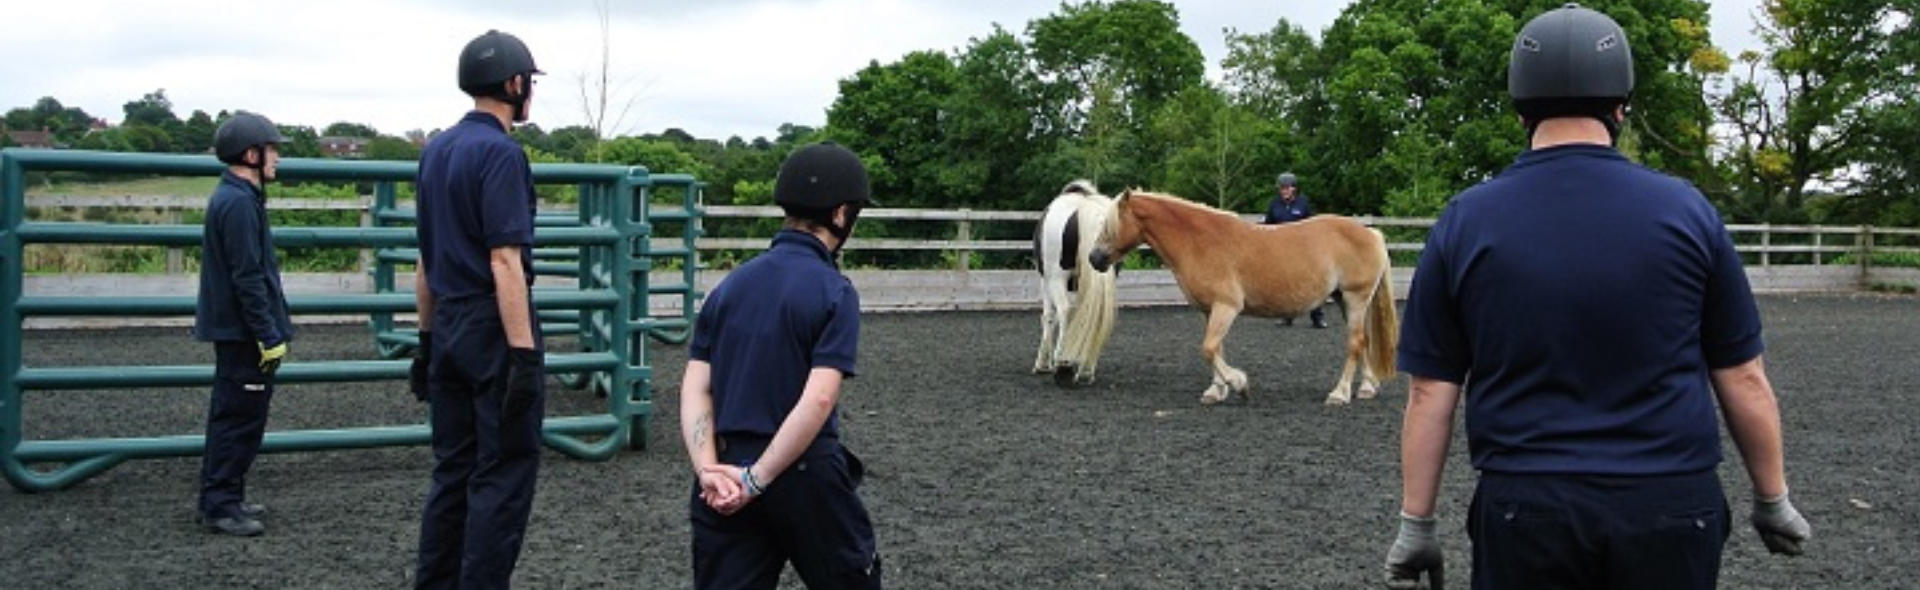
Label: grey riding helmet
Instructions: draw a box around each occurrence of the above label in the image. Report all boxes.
[1508,4,1634,133]
[1277,172,1297,188]
[213,111,287,166]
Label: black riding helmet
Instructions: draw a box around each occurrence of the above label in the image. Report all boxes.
[1508,3,1634,141]
[213,111,287,166]
[773,142,879,249]
[458,30,543,122]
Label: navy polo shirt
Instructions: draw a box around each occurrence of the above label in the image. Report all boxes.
[1397,144,1764,476]
[415,111,536,300]
[194,170,293,345]
[1264,193,1313,224]
[690,230,861,438]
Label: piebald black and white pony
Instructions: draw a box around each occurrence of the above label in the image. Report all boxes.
[1031,180,1120,386]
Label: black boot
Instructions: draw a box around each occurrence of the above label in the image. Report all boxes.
[1310,308,1329,329]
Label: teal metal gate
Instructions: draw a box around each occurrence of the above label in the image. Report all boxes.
[0,148,702,492]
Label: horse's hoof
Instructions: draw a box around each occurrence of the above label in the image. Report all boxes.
[1324,394,1351,407]
[1200,394,1223,406]
[1032,365,1051,375]
[1357,386,1379,400]
[1074,374,1097,386]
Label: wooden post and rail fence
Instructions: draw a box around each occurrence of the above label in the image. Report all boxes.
[18,195,1920,324]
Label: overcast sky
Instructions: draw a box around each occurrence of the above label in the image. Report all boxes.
[0,0,1766,141]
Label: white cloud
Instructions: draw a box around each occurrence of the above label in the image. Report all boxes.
[0,0,1763,141]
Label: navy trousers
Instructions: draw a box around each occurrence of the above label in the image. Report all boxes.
[198,341,275,519]
[1469,470,1730,590]
[691,435,881,590]
[415,297,544,590]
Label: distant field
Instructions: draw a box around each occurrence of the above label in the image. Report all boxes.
[25,175,218,198]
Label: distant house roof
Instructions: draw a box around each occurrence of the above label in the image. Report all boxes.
[4,127,55,149]
[318,136,370,158]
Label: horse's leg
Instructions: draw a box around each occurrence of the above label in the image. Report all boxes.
[1353,285,1384,399]
[1048,278,1078,386]
[1033,275,1060,374]
[1199,303,1248,405]
[1327,290,1365,406]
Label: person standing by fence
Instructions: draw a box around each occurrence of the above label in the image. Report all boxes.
[1383,5,1811,589]
[1264,172,1328,329]
[410,29,547,589]
[192,111,292,537]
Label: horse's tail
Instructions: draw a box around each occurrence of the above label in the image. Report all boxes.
[1061,194,1119,369]
[1062,260,1118,369]
[1363,232,1399,380]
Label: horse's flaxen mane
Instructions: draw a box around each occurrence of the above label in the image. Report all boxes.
[1124,190,1243,222]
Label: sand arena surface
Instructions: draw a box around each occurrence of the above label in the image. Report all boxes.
[1,294,1911,587]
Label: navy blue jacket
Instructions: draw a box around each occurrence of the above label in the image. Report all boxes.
[416,111,536,300]
[690,230,861,438]
[1397,145,1763,476]
[194,171,293,345]
[1263,193,1313,224]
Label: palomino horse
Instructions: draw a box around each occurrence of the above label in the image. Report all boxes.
[1031,180,1120,386]
[1088,190,1398,405]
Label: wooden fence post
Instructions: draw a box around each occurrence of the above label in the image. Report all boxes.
[1760,224,1771,267]
[955,210,972,271]
[359,195,373,274]
[1859,225,1874,288]
[166,208,183,273]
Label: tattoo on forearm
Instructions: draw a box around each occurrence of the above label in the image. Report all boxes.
[688,410,712,452]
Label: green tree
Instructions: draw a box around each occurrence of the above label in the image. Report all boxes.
[545,125,600,162]
[182,110,216,153]
[1152,85,1276,211]
[1027,0,1205,130]
[121,89,189,152]
[71,127,129,151]
[1709,0,1904,222]
[275,124,322,158]
[322,121,381,138]
[600,136,709,178]
[120,124,172,153]
[1842,97,1920,226]
[366,135,420,160]
[6,97,98,144]
[122,89,180,128]
[825,50,962,207]
[945,28,1057,209]
[1222,19,1327,123]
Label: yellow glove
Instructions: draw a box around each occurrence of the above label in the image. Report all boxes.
[258,340,289,377]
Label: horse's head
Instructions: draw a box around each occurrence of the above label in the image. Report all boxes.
[1089,189,1147,272]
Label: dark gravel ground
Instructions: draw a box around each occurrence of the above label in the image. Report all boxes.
[1,293,1915,589]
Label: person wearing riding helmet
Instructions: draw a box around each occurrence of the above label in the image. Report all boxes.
[410,29,546,589]
[192,110,292,537]
[1263,172,1328,328]
[679,142,884,589]
[1384,4,1810,588]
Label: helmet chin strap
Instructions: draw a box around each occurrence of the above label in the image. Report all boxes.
[248,146,271,199]
[506,74,530,123]
[825,209,859,254]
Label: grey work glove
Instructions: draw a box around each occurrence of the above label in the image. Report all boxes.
[1384,512,1444,590]
[1752,491,1811,555]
